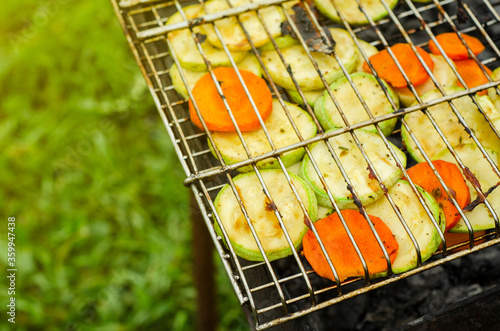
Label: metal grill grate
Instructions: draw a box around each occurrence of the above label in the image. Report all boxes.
[111,0,500,329]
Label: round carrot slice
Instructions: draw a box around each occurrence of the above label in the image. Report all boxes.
[405,160,471,232]
[303,209,398,282]
[429,33,485,60]
[188,67,272,132]
[363,43,434,88]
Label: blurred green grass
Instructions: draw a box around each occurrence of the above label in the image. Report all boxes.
[0,1,247,330]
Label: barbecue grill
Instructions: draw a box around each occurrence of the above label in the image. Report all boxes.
[111,0,500,329]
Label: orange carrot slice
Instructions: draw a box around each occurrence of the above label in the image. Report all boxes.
[363,43,434,88]
[454,59,493,94]
[405,160,471,232]
[303,209,398,282]
[188,67,273,132]
[429,33,485,60]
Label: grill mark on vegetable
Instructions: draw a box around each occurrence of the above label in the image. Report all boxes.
[367,165,377,180]
[189,17,205,28]
[280,3,334,55]
[463,166,482,190]
[265,201,277,212]
[195,32,207,44]
[347,184,363,210]
[304,215,312,228]
[463,182,500,212]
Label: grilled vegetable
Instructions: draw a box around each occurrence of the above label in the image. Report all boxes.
[405,160,471,232]
[395,54,458,107]
[261,28,357,91]
[169,52,262,100]
[188,67,272,132]
[286,88,324,107]
[299,129,406,209]
[214,169,318,261]
[166,4,247,71]
[258,35,299,52]
[202,0,285,51]
[314,72,399,136]
[303,209,399,282]
[365,180,445,274]
[209,99,317,172]
[434,144,500,233]
[428,33,485,60]
[401,87,500,162]
[355,39,378,73]
[314,0,399,26]
[363,43,435,88]
[454,59,492,92]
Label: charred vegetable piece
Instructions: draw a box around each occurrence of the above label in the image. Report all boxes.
[209,100,317,172]
[314,72,399,136]
[365,180,445,274]
[303,209,399,282]
[214,169,318,261]
[434,144,500,233]
[300,129,406,209]
[166,4,247,71]
[405,160,471,232]
[401,87,500,162]
[188,67,272,132]
[314,0,399,26]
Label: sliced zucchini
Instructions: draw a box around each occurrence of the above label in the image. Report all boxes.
[261,28,358,91]
[210,100,317,172]
[167,4,247,71]
[395,54,458,107]
[355,39,378,73]
[476,94,500,133]
[286,162,333,219]
[169,63,206,100]
[169,53,262,100]
[286,88,324,107]
[299,129,407,209]
[485,67,500,116]
[314,72,399,136]
[401,87,500,163]
[258,35,299,52]
[314,0,399,26]
[365,180,445,274]
[202,0,285,51]
[214,169,318,261]
[434,144,500,233]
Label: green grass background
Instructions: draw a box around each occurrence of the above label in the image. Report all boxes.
[1,1,247,329]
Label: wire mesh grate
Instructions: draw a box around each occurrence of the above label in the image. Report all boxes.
[111,0,500,328]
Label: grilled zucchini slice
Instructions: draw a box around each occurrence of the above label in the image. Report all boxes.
[395,54,458,107]
[286,88,324,107]
[355,39,378,73]
[314,72,399,136]
[202,0,285,51]
[169,52,262,99]
[166,4,247,71]
[365,180,444,274]
[261,28,357,91]
[299,129,407,209]
[434,144,500,233]
[401,87,500,162]
[214,169,318,261]
[258,35,299,52]
[314,0,399,26]
[209,100,317,172]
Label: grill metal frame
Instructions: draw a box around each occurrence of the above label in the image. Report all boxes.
[111,0,500,328]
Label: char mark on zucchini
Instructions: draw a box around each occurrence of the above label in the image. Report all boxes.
[280,3,334,55]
